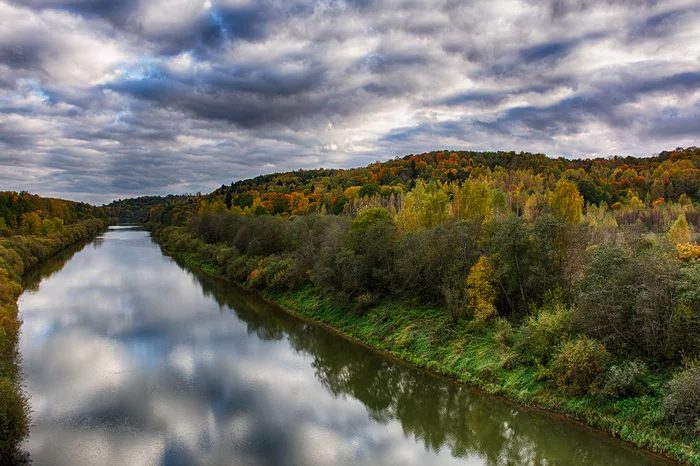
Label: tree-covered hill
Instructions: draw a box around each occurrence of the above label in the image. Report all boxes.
[105,195,193,224]
[210,147,700,218]
[0,191,112,236]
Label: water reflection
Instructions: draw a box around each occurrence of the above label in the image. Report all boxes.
[18,227,673,466]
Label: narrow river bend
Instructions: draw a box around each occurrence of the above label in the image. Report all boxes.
[17,226,674,466]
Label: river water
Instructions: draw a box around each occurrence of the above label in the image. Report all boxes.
[17,226,674,466]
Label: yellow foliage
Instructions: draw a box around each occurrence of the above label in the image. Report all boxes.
[677,243,700,261]
[466,256,497,322]
[669,214,691,245]
[548,179,583,223]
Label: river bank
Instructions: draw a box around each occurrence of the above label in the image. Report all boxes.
[148,224,699,466]
[0,219,109,463]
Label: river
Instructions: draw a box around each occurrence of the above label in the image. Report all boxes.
[17,226,675,466]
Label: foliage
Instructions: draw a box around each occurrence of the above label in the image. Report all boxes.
[603,361,649,399]
[662,364,700,428]
[574,242,696,360]
[0,191,111,231]
[669,213,691,244]
[465,256,497,322]
[517,292,571,364]
[209,147,700,218]
[551,336,610,397]
[549,179,584,223]
[494,317,514,352]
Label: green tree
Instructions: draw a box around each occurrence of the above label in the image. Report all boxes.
[485,215,532,313]
[551,336,610,396]
[40,218,64,236]
[397,181,449,232]
[421,183,449,228]
[20,211,41,235]
[575,243,685,359]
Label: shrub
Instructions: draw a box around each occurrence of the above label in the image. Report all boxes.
[662,364,700,427]
[266,256,303,290]
[226,255,257,282]
[551,336,610,397]
[494,317,514,352]
[355,292,376,310]
[517,299,570,364]
[603,360,649,398]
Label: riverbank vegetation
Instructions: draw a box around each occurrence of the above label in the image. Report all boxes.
[145,148,700,464]
[0,191,111,463]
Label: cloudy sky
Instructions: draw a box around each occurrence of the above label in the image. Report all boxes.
[1,0,699,204]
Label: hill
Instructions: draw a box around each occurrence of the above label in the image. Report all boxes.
[210,147,700,217]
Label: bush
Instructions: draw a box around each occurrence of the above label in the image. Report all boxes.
[355,292,376,310]
[517,299,570,364]
[551,336,610,396]
[266,256,304,290]
[603,360,649,398]
[662,364,700,427]
[494,317,514,352]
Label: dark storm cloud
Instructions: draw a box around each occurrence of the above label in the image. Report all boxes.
[476,71,700,134]
[0,0,699,203]
[543,0,661,21]
[12,0,141,25]
[518,39,582,64]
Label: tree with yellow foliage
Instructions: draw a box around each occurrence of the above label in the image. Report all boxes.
[549,179,584,223]
[669,214,691,244]
[466,256,498,322]
[20,211,41,235]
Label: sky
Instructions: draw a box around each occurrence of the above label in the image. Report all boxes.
[0,0,699,205]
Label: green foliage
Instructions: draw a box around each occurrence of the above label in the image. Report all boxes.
[355,292,376,310]
[19,212,41,235]
[575,242,694,360]
[350,207,394,234]
[551,336,610,397]
[603,361,649,399]
[0,191,110,231]
[396,180,449,232]
[484,214,532,312]
[517,293,570,364]
[494,317,514,352]
[40,218,64,236]
[0,376,29,463]
[662,364,700,428]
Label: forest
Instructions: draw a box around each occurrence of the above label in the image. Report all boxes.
[0,192,111,462]
[146,147,700,464]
